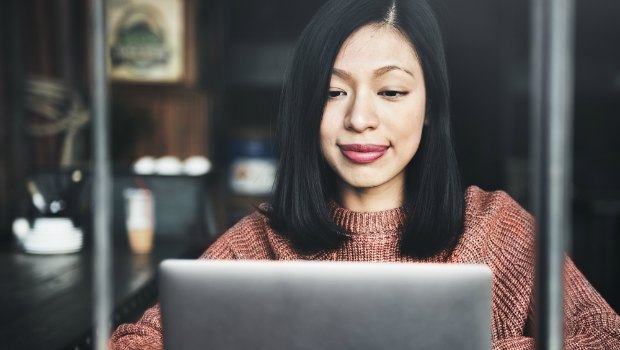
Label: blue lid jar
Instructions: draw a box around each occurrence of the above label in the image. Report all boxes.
[227,138,276,196]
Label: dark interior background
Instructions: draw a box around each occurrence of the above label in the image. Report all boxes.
[1,0,619,315]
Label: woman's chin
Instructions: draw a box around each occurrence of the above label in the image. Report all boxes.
[338,177,389,192]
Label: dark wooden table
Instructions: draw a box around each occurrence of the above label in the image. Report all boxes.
[0,237,208,350]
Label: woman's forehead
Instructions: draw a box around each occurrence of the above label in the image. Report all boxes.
[333,24,421,74]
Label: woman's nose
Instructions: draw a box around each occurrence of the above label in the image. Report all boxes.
[344,94,379,132]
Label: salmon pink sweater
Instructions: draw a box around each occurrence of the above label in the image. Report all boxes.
[110,186,620,349]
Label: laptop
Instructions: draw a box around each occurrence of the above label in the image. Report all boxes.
[159,260,492,350]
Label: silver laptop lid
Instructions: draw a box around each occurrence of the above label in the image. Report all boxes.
[160,260,492,350]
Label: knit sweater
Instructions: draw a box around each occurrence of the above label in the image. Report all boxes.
[110,186,620,350]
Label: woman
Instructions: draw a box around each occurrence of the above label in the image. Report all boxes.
[110,0,620,348]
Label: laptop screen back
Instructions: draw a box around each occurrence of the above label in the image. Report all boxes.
[159,260,492,350]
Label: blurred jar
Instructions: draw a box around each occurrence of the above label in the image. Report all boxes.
[228,134,276,196]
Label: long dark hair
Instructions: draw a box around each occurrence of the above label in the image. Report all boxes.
[265,0,464,258]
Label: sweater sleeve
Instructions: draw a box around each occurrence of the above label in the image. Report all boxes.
[108,237,236,350]
[493,257,620,350]
[477,189,620,349]
[561,257,620,349]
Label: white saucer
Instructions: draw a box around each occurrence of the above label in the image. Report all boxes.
[22,227,83,255]
[23,239,83,254]
[23,246,82,254]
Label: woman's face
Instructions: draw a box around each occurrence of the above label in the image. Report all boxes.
[320,24,426,208]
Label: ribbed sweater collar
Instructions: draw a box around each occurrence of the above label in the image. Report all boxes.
[328,200,408,236]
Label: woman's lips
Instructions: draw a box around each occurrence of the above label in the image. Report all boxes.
[339,144,388,164]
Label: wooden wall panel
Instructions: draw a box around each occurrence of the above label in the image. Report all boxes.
[111,87,211,163]
[26,0,60,167]
[21,0,84,168]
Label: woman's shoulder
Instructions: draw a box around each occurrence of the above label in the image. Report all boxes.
[463,186,536,257]
[464,186,534,230]
[228,205,272,236]
[201,205,276,260]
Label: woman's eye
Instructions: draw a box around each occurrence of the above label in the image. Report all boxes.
[379,90,408,98]
[328,90,346,98]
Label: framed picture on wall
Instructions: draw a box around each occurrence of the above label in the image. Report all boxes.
[107,0,191,83]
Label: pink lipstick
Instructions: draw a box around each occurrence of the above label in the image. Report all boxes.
[339,144,388,164]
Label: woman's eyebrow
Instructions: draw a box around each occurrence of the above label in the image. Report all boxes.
[331,65,414,81]
[373,65,414,78]
[331,68,352,81]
